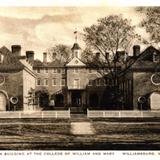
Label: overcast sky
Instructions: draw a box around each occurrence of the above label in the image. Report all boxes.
[0,7,149,60]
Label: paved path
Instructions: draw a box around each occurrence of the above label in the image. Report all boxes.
[70,122,95,135]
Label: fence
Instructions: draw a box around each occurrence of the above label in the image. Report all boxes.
[0,109,70,119]
[87,109,160,118]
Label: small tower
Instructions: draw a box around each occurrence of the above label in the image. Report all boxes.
[71,30,81,59]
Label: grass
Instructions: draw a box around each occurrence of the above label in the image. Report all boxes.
[0,118,160,150]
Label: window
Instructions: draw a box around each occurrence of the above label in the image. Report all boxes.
[74,68,79,73]
[74,51,78,57]
[36,79,41,86]
[103,79,107,86]
[88,69,92,73]
[153,52,159,63]
[44,68,48,74]
[44,79,48,86]
[57,69,61,73]
[88,80,93,86]
[61,78,65,86]
[0,54,4,63]
[37,68,40,73]
[52,78,57,86]
[53,69,57,73]
[62,68,65,74]
[74,79,80,88]
[96,79,101,86]
[104,68,108,74]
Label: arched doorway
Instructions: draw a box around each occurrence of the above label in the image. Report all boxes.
[89,93,99,108]
[0,91,7,111]
[150,92,160,110]
[35,90,49,109]
[55,94,64,107]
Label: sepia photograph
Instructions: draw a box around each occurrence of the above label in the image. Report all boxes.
[0,1,159,151]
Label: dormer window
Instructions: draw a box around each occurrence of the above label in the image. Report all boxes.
[0,53,4,63]
[153,52,159,63]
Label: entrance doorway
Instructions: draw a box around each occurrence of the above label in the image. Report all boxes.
[71,91,82,107]
[70,90,84,113]
[0,92,7,111]
[55,94,64,107]
[150,92,160,110]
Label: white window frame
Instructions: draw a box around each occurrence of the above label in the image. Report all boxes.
[36,79,41,86]
[52,78,57,86]
[74,68,79,73]
[88,80,93,86]
[96,79,101,86]
[153,52,159,63]
[44,79,48,86]
[73,79,80,88]
[61,78,65,86]
[103,79,107,86]
[37,68,40,73]
[0,54,4,63]
[53,68,57,73]
[62,68,65,74]
[57,68,61,73]
[88,69,92,73]
[44,68,48,74]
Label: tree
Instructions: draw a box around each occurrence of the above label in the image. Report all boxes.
[47,44,72,62]
[83,15,141,108]
[81,47,94,63]
[136,7,160,44]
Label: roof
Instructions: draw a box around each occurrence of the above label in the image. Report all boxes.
[66,57,86,67]
[71,43,81,50]
[0,46,24,72]
[33,59,66,68]
[125,45,160,72]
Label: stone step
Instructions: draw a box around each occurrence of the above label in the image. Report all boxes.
[70,114,90,122]
[70,107,85,113]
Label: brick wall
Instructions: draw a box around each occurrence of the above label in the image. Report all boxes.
[23,69,36,110]
[0,71,23,110]
[133,71,160,109]
[35,68,65,95]
[67,67,87,89]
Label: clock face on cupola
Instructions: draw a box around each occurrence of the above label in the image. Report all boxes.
[66,57,86,67]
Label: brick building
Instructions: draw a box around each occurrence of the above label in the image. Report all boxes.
[0,45,36,111]
[33,42,107,112]
[1,40,159,113]
[118,45,160,110]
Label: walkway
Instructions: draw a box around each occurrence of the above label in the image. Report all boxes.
[70,114,95,135]
[71,122,95,135]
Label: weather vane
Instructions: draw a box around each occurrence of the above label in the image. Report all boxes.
[74,28,78,43]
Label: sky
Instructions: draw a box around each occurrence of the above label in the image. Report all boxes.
[0,7,150,60]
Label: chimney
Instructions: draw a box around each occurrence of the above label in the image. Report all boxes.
[105,52,109,60]
[43,52,47,63]
[115,51,120,61]
[26,51,34,62]
[95,52,100,59]
[11,45,21,56]
[133,45,140,57]
[124,52,128,61]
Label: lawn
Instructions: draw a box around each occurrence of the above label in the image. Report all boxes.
[0,118,160,150]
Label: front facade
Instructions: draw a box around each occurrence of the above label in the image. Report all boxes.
[33,42,107,112]
[1,42,160,113]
